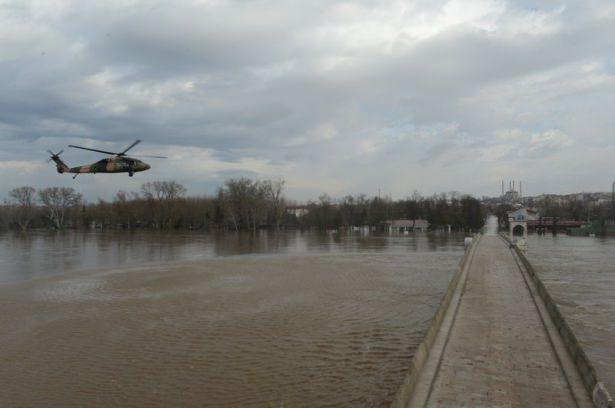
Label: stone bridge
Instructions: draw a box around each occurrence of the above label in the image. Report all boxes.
[391,228,613,408]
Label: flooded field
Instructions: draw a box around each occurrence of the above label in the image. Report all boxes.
[527,234,615,394]
[0,231,464,407]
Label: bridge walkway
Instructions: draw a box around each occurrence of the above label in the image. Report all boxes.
[408,234,592,407]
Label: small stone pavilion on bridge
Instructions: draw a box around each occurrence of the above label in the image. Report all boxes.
[507,207,539,241]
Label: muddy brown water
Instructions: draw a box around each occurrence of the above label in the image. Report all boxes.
[0,231,464,407]
[526,234,615,395]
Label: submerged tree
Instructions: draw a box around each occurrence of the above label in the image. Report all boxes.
[2,178,490,232]
[113,190,140,228]
[141,180,187,229]
[214,178,288,231]
[8,186,37,231]
[219,178,262,231]
[38,187,82,229]
[262,179,286,230]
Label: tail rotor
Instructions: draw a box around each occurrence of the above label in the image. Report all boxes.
[47,150,69,173]
[47,150,64,162]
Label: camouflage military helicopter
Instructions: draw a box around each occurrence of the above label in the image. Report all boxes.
[48,139,166,178]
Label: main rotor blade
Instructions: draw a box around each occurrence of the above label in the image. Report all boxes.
[132,154,168,159]
[120,139,141,155]
[69,145,118,155]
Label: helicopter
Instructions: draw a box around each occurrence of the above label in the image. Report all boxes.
[48,139,167,178]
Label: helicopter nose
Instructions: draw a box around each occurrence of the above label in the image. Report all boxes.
[143,163,151,170]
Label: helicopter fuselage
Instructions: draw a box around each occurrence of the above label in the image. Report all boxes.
[56,156,150,176]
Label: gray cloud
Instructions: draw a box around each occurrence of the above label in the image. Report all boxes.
[1,0,614,200]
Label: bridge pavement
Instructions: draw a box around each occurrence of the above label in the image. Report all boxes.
[408,234,593,407]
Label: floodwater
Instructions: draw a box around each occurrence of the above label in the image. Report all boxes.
[0,230,465,407]
[526,234,615,394]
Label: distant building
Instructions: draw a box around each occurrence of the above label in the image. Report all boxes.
[383,219,429,233]
[501,189,520,204]
[527,218,587,231]
[507,207,540,223]
[483,188,614,208]
[286,205,309,218]
[535,194,568,205]
[499,180,523,205]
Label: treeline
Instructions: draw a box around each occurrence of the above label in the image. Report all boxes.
[1,179,484,232]
[300,193,484,231]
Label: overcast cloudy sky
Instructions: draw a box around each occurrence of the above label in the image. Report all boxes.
[1,0,614,201]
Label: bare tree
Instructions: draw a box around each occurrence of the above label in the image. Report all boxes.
[141,181,186,201]
[219,178,255,231]
[217,187,238,231]
[113,190,140,228]
[38,187,82,229]
[261,179,286,230]
[8,186,37,231]
[141,180,187,228]
[218,178,281,231]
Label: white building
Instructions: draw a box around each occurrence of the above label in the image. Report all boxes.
[286,206,309,218]
[383,219,429,233]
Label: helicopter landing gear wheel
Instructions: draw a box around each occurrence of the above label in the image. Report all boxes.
[129,171,134,177]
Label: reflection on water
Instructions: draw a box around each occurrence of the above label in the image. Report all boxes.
[527,234,615,394]
[0,230,465,407]
[0,230,463,284]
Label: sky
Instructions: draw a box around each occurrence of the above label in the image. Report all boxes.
[1,0,614,202]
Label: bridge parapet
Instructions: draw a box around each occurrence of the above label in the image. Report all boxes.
[505,235,614,408]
